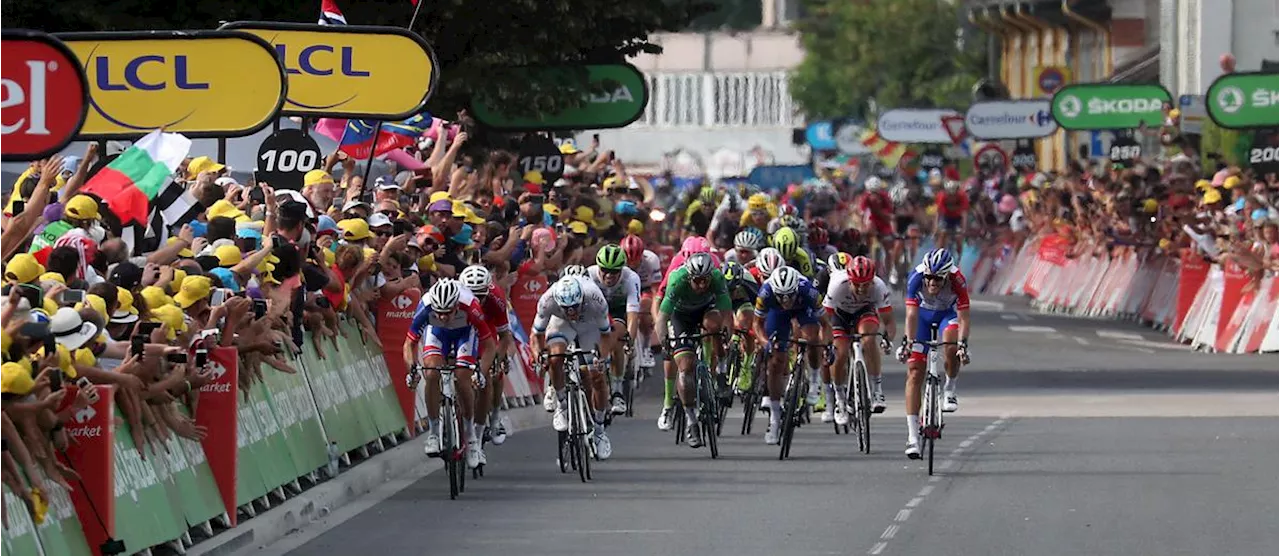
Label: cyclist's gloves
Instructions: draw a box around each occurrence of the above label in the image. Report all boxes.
[895,337,910,363]
[957,340,971,365]
[880,336,893,356]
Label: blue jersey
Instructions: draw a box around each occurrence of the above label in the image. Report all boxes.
[904,265,971,312]
[753,275,821,320]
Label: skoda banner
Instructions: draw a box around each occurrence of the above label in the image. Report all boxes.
[964,100,1057,140]
[471,64,648,131]
[1204,72,1279,130]
[876,108,961,143]
[222,22,438,119]
[1050,83,1172,131]
[60,31,286,138]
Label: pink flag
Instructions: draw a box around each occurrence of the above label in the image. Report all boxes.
[313,117,348,143]
[382,148,426,170]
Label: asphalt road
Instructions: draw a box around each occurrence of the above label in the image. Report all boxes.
[269,295,1278,556]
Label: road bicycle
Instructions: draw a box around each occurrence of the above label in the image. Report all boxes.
[836,332,889,454]
[912,334,959,475]
[718,328,752,437]
[542,348,598,483]
[407,360,469,499]
[779,338,828,460]
[739,343,767,436]
[669,331,724,459]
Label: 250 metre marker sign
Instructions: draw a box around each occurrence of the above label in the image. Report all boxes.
[1051,83,1172,131]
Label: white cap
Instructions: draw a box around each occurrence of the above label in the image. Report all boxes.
[368,212,393,229]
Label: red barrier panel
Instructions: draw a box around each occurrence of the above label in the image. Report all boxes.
[376,288,422,430]
[60,385,116,553]
[1175,252,1211,332]
[195,346,240,526]
[1243,279,1278,352]
[1215,262,1253,348]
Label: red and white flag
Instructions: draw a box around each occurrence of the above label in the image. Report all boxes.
[319,0,347,25]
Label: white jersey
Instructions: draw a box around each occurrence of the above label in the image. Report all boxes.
[636,250,662,289]
[532,276,611,334]
[587,265,642,313]
[823,271,892,315]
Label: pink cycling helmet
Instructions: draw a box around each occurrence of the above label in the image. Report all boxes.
[681,236,711,253]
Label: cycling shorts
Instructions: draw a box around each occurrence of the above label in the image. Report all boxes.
[909,307,958,364]
[940,217,963,233]
[869,218,894,238]
[422,325,479,366]
[762,306,819,348]
[607,300,629,322]
[545,316,607,350]
[895,215,915,236]
[831,307,882,338]
[667,306,717,356]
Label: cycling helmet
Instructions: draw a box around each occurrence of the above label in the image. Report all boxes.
[779,204,799,218]
[562,265,587,277]
[772,227,800,260]
[722,261,746,286]
[681,235,711,254]
[756,247,785,277]
[827,252,852,272]
[808,226,829,247]
[848,256,875,284]
[809,217,828,230]
[922,248,955,275]
[427,279,462,312]
[944,180,960,192]
[768,266,801,295]
[459,265,491,295]
[620,234,645,265]
[553,276,584,307]
[928,169,943,186]
[595,244,627,271]
[890,186,909,204]
[698,186,718,205]
[734,230,764,250]
[864,176,882,190]
[778,215,804,234]
[747,193,769,211]
[684,252,714,277]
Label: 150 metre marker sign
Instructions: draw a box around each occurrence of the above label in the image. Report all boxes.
[1205,72,1279,129]
[1051,83,1172,130]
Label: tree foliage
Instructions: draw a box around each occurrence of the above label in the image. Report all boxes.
[789,0,986,121]
[2,0,714,123]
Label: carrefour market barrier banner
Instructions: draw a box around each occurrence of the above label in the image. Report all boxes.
[968,235,1277,355]
[377,288,422,427]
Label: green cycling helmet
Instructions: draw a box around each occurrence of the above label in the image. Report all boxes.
[773,227,800,260]
[596,244,628,271]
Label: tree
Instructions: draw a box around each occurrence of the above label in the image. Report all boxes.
[1,0,715,124]
[789,0,986,121]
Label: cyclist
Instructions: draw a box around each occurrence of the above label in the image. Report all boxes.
[771,227,815,278]
[654,252,731,448]
[808,224,837,263]
[459,265,514,447]
[858,177,895,267]
[750,266,826,445]
[824,255,894,424]
[404,278,497,469]
[934,180,969,263]
[531,275,616,460]
[722,260,761,393]
[889,181,923,286]
[751,247,785,285]
[587,244,643,416]
[725,229,765,267]
[621,233,661,370]
[740,193,776,231]
[895,249,971,460]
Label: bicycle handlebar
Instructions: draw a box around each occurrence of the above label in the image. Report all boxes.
[909,340,961,348]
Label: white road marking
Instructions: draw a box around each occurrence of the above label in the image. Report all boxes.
[1116,344,1157,354]
[969,300,1005,311]
[1008,325,1057,333]
[1118,338,1194,351]
[1074,336,1091,345]
[1000,314,1019,320]
[1096,329,1144,341]
[863,416,1013,556]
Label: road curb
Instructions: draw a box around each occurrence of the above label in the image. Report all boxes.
[186,404,550,556]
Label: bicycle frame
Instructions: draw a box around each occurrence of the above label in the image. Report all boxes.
[912,334,957,475]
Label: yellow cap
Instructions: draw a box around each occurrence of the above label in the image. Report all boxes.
[150,304,186,339]
[559,142,581,155]
[627,219,645,235]
[186,156,225,179]
[256,253,280,273]
[74,347,95,370]
[1,362,34,395]
[602,176,621,190]
[168,269,188,295]
[323,248,336,267]
[543,203,561,216]
[568,221,589,235]
[1195,179,1212,191]
[429,191,452,204]
[1168,108,1181,119]
[174,275,212,308]
[38,271,65,285]
[205,199,249,223]
[167,236,194,258]
[1141,198,1159,214]
[77,294,107,319]
[50,345,77,378]
[463,208,485,225]
[304,169,335,188]
[4,253,45,284]
[338,218,373,241]
[65,194,101,221]
[1202,189,1223,204]
[523,171,546,185]
[574,206,595,224]
[1223,176,1241,190]
[1158,238,1172,250]
[214,245,242,267]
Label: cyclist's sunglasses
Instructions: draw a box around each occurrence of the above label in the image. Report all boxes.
[690,276,711,287]
[922,274,946,283]
[776,293,796,304]
[601,268,621,276]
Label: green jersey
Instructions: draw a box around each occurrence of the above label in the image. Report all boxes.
[659,266,732,315]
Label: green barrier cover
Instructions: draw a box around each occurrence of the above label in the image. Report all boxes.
[250,380,303,493]
[261,351,330,477]
[300,330,373,452]
[36,480,93,556]
[149,418,224,528]
[3,484,44,556]
[113,414,186,551]
[234,380,274,506]
[356,334,408,436]
[327,327,380,444]
[335,323,402,438]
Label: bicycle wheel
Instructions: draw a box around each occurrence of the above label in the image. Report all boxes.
[925,378,937,476]
[855,361,871,454]
[443,403,459,499]
[741,350,764,435]
[699,366,720,459]
[673,399,685,444]
[557,430,569,473]
[779,372,800,460]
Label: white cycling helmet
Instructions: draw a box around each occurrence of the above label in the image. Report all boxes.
[459,265,491,295]
[944,180,960,192]
[756,247,784,277]
[890,186,908,204]
[553,276,584,307]
[768,266,801,295]
[864,176,882,190]
[427,279,462,312]
[734,230,763,250]
[684,252,715,277]
[561,265,587,278]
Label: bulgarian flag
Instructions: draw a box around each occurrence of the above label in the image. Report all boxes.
[80,130,192,225]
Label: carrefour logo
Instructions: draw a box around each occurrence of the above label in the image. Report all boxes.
[393,294,413,310]
[62,31,285,138]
